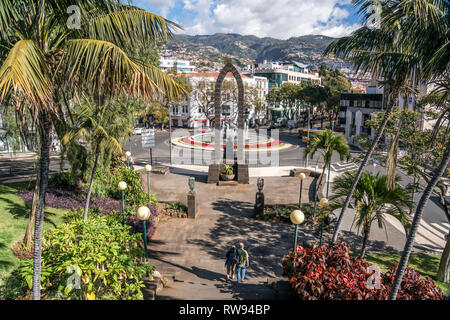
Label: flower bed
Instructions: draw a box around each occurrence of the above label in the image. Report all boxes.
[177,136,284,150]
[17,186,121,214]
[126,205,158,241]
[255,204,319,224]
[156,202,188,221]
[282,242,445,300]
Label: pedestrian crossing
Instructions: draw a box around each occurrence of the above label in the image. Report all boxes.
[384,215,449,252]
[330,161,358,173]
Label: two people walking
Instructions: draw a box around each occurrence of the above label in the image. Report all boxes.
[225,242,249,283]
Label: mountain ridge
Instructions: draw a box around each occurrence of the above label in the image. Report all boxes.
[164,33,345,71]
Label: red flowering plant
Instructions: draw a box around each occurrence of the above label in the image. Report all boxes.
[281,242,445,300]
[383,264,445,300]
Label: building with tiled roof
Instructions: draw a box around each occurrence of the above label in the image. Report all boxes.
[169,72,269,129]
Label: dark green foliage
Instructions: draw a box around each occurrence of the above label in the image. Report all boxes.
[166,202,187,213]
[112,166,157,206]
[17,213,153,300]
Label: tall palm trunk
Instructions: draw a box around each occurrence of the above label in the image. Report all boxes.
[437,236,450,283]
[23,172,40,251]
[389,141,450,300]
[316,162,327,198]
[83,151,100,221]
[32,111,52,300]
[332,100,394,242]
[360,224,371,258]
[386,131,399,191]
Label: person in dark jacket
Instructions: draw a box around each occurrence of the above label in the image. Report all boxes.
[225,245,237,280]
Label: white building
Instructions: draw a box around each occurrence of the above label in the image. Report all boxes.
[241,60,321,121]
[242,60,321,90]
[160,58,196,73]
[169,72,269,128]
[340,79,439,146]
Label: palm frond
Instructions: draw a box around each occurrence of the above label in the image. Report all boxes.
[87,9,182,46]
[64,39,159,101]
[0,40,52,111]
[133,58,188,101]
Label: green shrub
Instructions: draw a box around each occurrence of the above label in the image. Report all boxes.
[17,213,153,300]
[166,202,188,213]
[49,172,77,188]
[222,164,234,175]
[111,166,157,206]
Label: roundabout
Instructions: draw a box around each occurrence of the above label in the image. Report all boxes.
[172,131,292,151]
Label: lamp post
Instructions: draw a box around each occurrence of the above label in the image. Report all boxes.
[326,161,331,198]
[136,206,151,276]
[145,164,152,204]
[298,173,306,209]
[318,197,329,245]
[290,209,305,253]
[118,181,127,226]
[125,151,131,167]
[305,104,311,168]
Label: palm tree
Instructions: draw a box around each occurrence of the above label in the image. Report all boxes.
[326,0,449,299]
[304,129,350,204]
[0,0,185,300]
[390,77,450,296]
[62,98,133,221]
[323,0,444,245]
[330,171,411,257]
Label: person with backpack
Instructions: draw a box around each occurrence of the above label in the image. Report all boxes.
[235,242,249,283]
[224,245,237,280]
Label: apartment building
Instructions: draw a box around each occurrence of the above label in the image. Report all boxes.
[160,58,196,73]
[339,80,436,146]
[169,72,269,128]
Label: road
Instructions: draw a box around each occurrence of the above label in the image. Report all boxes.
[124,128,362,168]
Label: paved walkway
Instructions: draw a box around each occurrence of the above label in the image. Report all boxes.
[145,173,313,300]
[143,169,447,300]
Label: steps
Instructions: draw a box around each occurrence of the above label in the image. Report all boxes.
[142,269,177,300]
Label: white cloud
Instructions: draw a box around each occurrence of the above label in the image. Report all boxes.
[178,0,359,38]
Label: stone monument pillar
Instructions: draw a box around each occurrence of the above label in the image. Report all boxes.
[254,177,265,216]
[187,177,197,219]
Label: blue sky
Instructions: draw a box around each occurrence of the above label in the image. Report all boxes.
[133,0,362,39]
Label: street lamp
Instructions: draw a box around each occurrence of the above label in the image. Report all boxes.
[318,197,329,245]
[136,206,151,275]
[298,173,306,209]
[305,104,311,168]
[125,151,131,167]
[118,181,127,226]
[145,164,152,204]
[290,209,305,253]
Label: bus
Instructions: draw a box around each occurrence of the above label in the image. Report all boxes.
[299,128,344,143]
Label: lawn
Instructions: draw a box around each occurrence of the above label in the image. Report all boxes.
[0,183,68,290]
[362,252,450,297]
